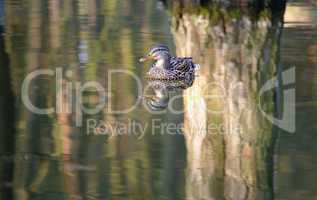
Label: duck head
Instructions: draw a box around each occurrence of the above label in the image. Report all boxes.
[139,44,171,69]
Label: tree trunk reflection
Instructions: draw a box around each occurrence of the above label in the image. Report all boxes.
[168,1,285,199]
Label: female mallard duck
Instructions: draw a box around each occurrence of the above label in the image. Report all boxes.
[139,44,197,86]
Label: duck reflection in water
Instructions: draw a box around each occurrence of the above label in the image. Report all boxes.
[145,80,193,111]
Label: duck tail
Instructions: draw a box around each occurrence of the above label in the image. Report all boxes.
[194,63,200,71]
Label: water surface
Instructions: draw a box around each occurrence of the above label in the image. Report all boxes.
[0,0,316,199]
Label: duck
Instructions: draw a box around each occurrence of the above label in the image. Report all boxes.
[139,44,197,86]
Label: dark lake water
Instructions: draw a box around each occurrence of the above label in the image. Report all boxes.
[0,0,316,199]
[276,1,317,199]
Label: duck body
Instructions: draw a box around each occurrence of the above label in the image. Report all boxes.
[139,44,197,86]
[146,56,196,86]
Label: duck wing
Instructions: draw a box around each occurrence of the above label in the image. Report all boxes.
[169,57,195,78]
[146,57,196,82]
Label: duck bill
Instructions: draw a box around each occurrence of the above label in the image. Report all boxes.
[139,56,152,62]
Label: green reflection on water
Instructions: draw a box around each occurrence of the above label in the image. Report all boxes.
[2,0,185,199]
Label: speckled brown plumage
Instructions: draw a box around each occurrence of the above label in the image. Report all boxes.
[146,57,196,86]
[140,44,198,86]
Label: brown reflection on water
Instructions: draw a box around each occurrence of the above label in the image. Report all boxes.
[168,1,285,199]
